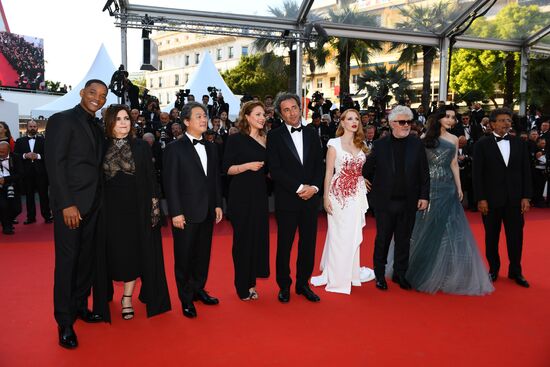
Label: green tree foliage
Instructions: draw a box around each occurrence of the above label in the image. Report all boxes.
[451,3,546,107]
[392,1,457,111]
[221,53,288,98]
[311,6,381,101]
[527,56,550,114]
[357,64,413,110]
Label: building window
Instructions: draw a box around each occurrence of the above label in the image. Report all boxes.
[316,78,323,88]
[185,73,189,83]
[228,46,234,59]
[150,78,153,88]
[185,55,189,66]
[158,77,163,88]
[174,74,180,86]
[159,60,163,70]
[241,46,249,57]
[166,93,170,104]
[216,48,222,61]
[352,74,358,84]
[195,53,200,64]
[159,94,162,104]
[330,77,336,88]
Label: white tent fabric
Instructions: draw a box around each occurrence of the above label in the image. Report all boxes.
[31,44,119,118]
[162,52,241,119]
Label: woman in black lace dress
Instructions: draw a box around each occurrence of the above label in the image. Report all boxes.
[95,104,170,321]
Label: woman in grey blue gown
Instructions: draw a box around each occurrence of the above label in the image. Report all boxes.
[405,109,494,295]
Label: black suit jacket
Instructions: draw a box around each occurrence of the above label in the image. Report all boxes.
[14,135,47,177]
[266,124,324,211]
[473,135,532,207]
[163,136,222,223]
[363,135,430,211]
[45,104,103,215]
[450,123,482,142]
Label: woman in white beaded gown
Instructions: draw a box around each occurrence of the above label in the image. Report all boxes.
[311,109,375,294]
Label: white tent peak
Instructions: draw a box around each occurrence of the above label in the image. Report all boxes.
[163,51,241,119]
[32,44,119,118]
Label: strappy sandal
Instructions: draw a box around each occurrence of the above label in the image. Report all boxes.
[121,294,134,320]
[249,288,259,300]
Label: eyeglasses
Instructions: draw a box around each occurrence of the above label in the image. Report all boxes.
[393,120,411,126]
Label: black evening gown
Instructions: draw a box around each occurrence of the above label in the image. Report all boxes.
[223,133,270,299]
[103,139,140,282]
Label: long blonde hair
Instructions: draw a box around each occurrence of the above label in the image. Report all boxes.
[335,109,368,153]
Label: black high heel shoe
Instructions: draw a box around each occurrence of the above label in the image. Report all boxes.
[121,294,134,320]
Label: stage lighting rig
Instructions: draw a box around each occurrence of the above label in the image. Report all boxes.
[102,0,120,16]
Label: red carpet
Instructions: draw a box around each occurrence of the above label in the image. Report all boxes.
[0,51,19,87]
[1,210,549,366]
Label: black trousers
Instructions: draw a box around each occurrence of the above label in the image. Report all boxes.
[23,172,51,220]
[172,218,214,304]
[482,205,524,276]
[275,203,318,290]
[0,190,17,229]
[373,200,416,278]
[532,169,547,205]
[53,207,99,327]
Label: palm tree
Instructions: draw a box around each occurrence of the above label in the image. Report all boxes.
[391,1,455,111]
[357,64,413,110]
[254,0,300,92]
[311,6,381,102]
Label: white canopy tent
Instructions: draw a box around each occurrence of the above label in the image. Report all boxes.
[162,52,241,119]
[31,44,120,118]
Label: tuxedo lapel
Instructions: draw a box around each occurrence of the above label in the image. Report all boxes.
[184,138,206,176]
[281,126,302,165]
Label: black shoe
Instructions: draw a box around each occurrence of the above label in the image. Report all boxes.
[76,309,103,323]
[194,289,219,305]
[2,227,14,235]
[508,274,530,288]
[296,285,320,302]
[392,274,412,290]
[23,218,36,225]
[375,277,388,291]
[58,325,78,349]
[182,302,197,318]
[44,216,54,223]
[278,288,290,303]
[488,272,498,282]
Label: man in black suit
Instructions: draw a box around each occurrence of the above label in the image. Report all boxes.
[45,79,108,349]
[14,120,52,224]
[450,112,482,143]
[363,105,430,291]
[163,101,223,318]
[0,141,22,235]
[267,93,324,303]
[473,107,532,288]
[457,136,475,211]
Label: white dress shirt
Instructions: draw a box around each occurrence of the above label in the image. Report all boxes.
[24,136,41,160]
[494,133,510,167]
[285,123,318,194]
[186,132,207,175]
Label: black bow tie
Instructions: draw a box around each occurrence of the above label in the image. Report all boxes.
[291,126,302,133]
[193,139,205,146]
[28,136,35,140]
[495,135,510,142]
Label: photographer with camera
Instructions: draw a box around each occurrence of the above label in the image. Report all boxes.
[208,86,229,119]
[0,141,22,235]
[308,91,332,117]
[156,112,174,149]
[109,65,140,110]
[340,93,360,113]
[175,89,191,111]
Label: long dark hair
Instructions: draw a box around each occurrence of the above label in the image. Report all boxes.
[104,104,135,139]
[0,121,12,140]
[423,106,454,149]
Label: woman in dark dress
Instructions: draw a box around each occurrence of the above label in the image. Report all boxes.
[223,101,270,300]
[95,104,171,321]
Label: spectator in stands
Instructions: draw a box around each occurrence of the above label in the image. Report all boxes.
[0,121,15,151]
[171,123,183,140]
[14,120,52,224]
[0,32,44,89]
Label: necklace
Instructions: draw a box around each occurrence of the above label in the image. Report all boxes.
[114,138,127,149]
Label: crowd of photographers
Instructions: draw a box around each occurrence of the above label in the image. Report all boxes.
[1,88,549,235]
[0,32,44,90]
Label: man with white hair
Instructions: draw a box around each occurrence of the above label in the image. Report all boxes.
[363,105,430,291]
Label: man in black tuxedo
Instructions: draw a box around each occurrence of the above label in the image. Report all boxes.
[473,107,532,288]
[0,142,22,234]
[163,101,223,318]
[45,79,108,349]
[450,113,482,143]
[457,136,475,211]
[363,105,430,291]
[14,120,52,224]
[267,93,324,303]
